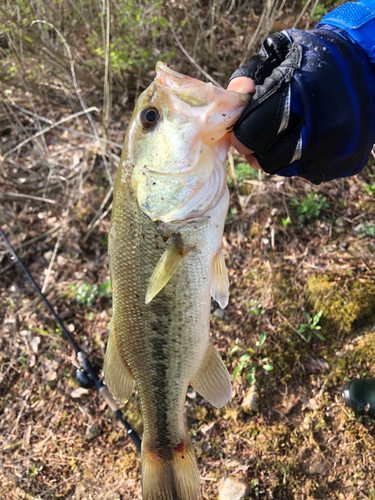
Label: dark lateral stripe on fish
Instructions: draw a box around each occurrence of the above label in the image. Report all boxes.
[149,299,176,452]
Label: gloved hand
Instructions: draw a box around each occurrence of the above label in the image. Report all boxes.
[228,27,375,184]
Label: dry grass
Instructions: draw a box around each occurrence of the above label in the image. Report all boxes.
[1,1,375,499]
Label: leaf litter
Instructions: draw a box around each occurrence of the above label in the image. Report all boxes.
[1,3,375,498]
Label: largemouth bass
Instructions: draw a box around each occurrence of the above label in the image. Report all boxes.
[105,62,249,500]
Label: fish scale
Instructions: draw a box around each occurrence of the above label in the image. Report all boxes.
[110,171,215,446]
[104,62,249,500]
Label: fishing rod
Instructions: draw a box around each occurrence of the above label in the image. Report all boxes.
[0,226,142,453]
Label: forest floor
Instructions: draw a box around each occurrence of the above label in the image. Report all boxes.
[1,2,375,499]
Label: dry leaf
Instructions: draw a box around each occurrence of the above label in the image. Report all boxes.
[30,336,41,353]
[71,387,90,398]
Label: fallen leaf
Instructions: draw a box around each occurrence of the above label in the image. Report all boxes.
[30,336,41,353]
[71,387,90,398]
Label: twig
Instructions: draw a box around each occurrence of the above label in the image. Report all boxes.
[83,187,113,241]
[39,473,81,497]
[294,0,313,27]
[0,218,73,257]
[0,90,123,148]
[0,192,57,204]
[31,20,114,187]
[41,232,62,293]
[102,0,112,143]
[277,310,309,343]
[172,31,223,88]
[242,0,286,62]
[3,107,99,158]
[84,201,112,242]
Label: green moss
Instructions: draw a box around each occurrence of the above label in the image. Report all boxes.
[306,275,375,335]
[124,403,143,435]
[350,332,375,372]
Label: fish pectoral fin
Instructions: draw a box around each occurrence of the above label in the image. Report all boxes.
[190,344,232,408]
[104,331,134,404]
[145,234,193,304]
[210,249,229,309]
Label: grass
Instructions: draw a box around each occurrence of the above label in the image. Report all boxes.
[1,0,375,499]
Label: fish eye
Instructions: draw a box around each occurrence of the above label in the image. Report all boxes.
[140,107,159,129]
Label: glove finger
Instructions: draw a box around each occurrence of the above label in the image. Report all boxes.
[233,83,293,153]
[229,31,292,85]
[254,119,303,174]
[228,55,266,86]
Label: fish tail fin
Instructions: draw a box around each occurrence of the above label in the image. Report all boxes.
[142,437,200,500]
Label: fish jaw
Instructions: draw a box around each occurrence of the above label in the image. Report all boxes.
[127,62,249,223]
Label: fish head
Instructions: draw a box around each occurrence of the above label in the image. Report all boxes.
[125,62,249,222]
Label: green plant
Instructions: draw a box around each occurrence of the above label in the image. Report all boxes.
[226,207,238,224]
[16,354,27,370]
[87,1,176,79]
[230,333,273,384]
[281,216,291,228]
[278,459,292,484]
[247,301,265,325]
[69,279,112,307]
[291,193,329,221]
[227,161,259,185]
[312,3,329,21]
[297,310,325,342]
[28,462,43,478]
[358,222,375,238]
[364,182,375,195]
[69,282,98,306]
[251,478,265,497]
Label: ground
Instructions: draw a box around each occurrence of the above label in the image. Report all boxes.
[1,1,375,499]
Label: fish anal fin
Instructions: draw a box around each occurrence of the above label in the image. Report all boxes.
[191,344,232,409]
[210,249,229,309]
[146,234,193,304]
[104,331,134,404]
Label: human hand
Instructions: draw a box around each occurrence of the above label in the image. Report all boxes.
[228,28,375,184]
[227,77,261,170]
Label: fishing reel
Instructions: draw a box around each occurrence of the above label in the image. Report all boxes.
[75,356,100,389]
[341,379,375,415]
[76,368,95,389]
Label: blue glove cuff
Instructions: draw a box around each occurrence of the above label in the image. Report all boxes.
[317,0,375,63]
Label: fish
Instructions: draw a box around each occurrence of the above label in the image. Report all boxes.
[104,62,249,500]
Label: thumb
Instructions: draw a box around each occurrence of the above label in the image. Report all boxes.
[227,76,256,94]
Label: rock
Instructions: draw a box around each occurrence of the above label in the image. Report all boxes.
[218,477,249,500]
[241,384,258,413]
[213,308,225,319]
[85,422,101,441]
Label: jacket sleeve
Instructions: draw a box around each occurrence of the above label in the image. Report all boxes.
[317,0,375,64]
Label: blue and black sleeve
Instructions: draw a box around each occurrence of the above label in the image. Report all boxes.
[231,0,375,184]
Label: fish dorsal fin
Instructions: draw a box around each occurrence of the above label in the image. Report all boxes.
[210,249,229,309]
[190,344,232,408]
[146,234,193,304]
[104,331,134,404]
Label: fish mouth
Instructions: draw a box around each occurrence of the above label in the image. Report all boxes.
[155,62,206,91]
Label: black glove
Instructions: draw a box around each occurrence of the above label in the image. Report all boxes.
[230,27,375,184]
